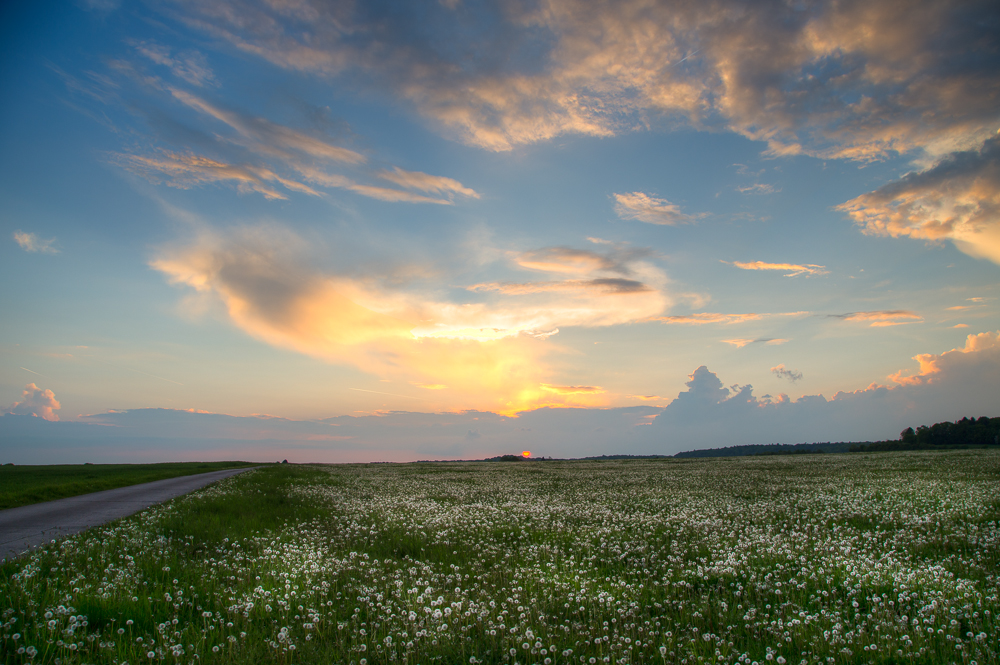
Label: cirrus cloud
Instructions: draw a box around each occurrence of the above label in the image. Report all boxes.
[724,260,828,277]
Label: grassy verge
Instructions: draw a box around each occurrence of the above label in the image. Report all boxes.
[1,452,998,664]
[0,461,256,510]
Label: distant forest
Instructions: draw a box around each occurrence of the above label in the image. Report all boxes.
[674,416,1000,458]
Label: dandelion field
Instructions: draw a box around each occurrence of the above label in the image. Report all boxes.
[1,452,998,665]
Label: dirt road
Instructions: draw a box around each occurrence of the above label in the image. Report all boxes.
[0,467,254,561]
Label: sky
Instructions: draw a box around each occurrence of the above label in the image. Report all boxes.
[2,0,999,463]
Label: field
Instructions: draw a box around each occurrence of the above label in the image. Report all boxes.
[1,452,998,665]
[0,462,255,510]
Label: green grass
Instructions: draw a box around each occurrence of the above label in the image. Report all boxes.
[0,461,256,510]
[1,452,998,665]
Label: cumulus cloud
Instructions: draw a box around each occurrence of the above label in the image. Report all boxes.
[649,331,1000,452]
[13,231,58,254]
[612,192,700,225]
[725,261,828,277]
[888,330,1000,386]
[152,224,671,412]
[771,364,803,382]
[837,135,1000,265]
[7,383,61,421]
[829,310,922,327]
[3,333,998,462]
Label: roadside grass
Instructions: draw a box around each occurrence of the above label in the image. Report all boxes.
[1,451,998,665]
[0,462,256,510]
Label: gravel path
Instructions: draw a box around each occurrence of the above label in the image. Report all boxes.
[0,467,255,561]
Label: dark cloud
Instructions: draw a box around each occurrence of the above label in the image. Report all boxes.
[771,364,803,383]
[161,0,1000,158]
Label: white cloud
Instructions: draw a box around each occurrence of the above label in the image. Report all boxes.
[7,383,61,421]
[13,231,59,254]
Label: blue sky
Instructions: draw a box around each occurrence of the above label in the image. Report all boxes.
[2,0,999,462]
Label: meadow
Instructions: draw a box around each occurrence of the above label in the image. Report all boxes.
[1,452,997,665]
[0,462,255,511]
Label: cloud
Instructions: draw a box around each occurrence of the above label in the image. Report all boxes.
[169,89,365,165]
[378,167,479,199]
[736,184,779,195]
[541,384,605,395]
[725,261,828,277]
[13,231,58,254]
[88,72,472,205]
[649,313,762,325]
[723,338,788,348]
[134,41,215,87]
[151,224,670,412]
[468,278,651,296]
[7,383,61,421]
[771,364,803,382]
[649,331,1000,452]
[612,192,700,225]
[837,135,1000,265]
[3,333,998,462]
[829,310,922,327]
[162,0,999,162]
[114,150,311,199]
[888,330,1000,386]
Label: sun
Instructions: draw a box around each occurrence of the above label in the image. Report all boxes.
[521,450,531,458]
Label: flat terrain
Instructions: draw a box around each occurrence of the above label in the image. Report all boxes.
[1,452,998,664]
[0,467,256,561]
[0,462,254,510]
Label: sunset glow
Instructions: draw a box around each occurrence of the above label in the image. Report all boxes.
[1,0,998,462]
[521,451,531,459]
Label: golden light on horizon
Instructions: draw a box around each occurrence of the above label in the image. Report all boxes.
[522,450,531,458]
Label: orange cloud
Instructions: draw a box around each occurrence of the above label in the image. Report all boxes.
[830,310,922,327]
[152,225,666,413]
[13,231,59,254]
[613,192,701,225]
[725,260,828,277]
[889,330,1000,386]
[723,338,788,348]
[650,313,763,325]
[541,384,605,395]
